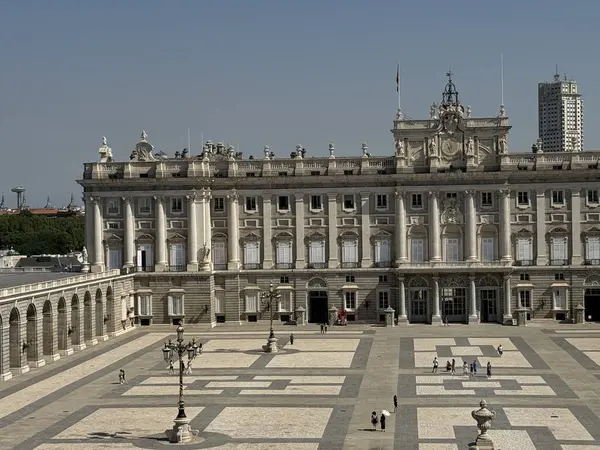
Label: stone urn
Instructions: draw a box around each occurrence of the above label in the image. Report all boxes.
[471,399,496,448]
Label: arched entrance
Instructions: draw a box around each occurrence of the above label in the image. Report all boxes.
[307,278,328,323]
[83,291,93,342]
[71,294,81,347]
[106,286,115,334]
[57,297,69,355]
[9,307,22,371]
[95,288,105,339]
[409,276,429,323]
[441,276,467,323]
[478,275,500,323]
[584,275,600,321]
[26,303,38,365]
[42,300,55,359]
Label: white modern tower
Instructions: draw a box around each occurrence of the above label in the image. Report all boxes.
[538,71,584,152]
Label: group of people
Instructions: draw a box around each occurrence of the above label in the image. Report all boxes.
[432,344,504,379]
[370,395,398,432]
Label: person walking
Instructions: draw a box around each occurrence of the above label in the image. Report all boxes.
[320,324,325,334]
[393,395,398,413]
[463,361,469,376]
[371,411,378,430]
[119,369,126,384]
[324,324,328,334]
[486,361,492,379]
[380,412,386,432]
[451,358,456,375]
[289,333,295,345]
[169,360,175,375]
[472,359,478,377]
[185,360,193,375]
[497,344,503,357]
[432,357,439,373]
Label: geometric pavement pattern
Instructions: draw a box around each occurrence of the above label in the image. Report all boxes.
[1,328,600,449]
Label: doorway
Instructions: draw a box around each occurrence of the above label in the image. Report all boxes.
[441,288,466,323]
[308,290,328,323]
[410,289,428,323]
[480,289,498,323]
[585,288,600,322]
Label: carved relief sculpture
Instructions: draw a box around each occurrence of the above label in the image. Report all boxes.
[498,135,508,154]
[440,198,464,224]
[428,138,437,157]
[395,139,405,157]
[466,136,474,156]
[98,137,113,163]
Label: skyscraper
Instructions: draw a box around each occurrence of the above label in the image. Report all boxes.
[538,72,584,152]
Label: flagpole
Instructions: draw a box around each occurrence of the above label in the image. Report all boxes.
[187,128,191,152]
[396,61,401,112]
[500,54,505,106]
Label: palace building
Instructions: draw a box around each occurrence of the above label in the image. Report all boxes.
[76,73,600,327]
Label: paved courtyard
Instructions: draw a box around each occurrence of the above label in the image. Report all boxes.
[2,324,600,449]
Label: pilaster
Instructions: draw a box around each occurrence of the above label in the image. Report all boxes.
[202,188,213,271]
[503,275,513,325]
[72,306,86,352]
[84,195,95,267]
[428,192,441,262]
[14,320,30,374]
[468,276,478,324]
[29,316,46,367]
[499,188,512,262]
[431,277,441,323]
[186,192,198,271]
[123,197,135,267]
[397,276,408,323]
[0,324,12,381]
[327,193,339,268]
[294,193,305,268]
[155,196,167,271]
[360,192,371,268]
[465,190,477,261]
[86,301,98,347]
[262,196,273,269]
[395,191,407,264]
[91,197,104,273]
[227,190,240,270]
[535,190,547,266]
[571,189,582,265]
[59,306,74,356]
[46,310,60,361]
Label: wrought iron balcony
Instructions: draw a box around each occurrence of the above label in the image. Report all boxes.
[514,260,534,266]
[374,261,392,268]
[308,262,326,269]
[213,263,227,270]
[276,263,293,269]
[585,259,600,266]
[243,263,261,270]
[168,265,186,272]
[341,262,359,269]
[550,259,569,266]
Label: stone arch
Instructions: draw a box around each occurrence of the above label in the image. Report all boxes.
[57,297,68,352]
[25,303,38,364]
[441,276,467,288]
[584,274,600,286]
[106,286,115,333]
[441,224,463,236]
[95,288,104,338]
[307,278,327,289]
[42,300,54,359]
[478,275,499,287]
[71,294,81,347]
[409,276,429,287]
[83,291,93,343]
[9,307,21,370]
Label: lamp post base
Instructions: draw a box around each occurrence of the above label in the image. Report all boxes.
[262,336,279,353]
[165,416,199,443]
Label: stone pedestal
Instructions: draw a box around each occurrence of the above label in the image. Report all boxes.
[574,304,585,324]
[186,263,198,272]
[295,306,306,325]
[86,338,99,347]
[328,306,338,325]
[515,308,528,327]
[165,416,199,443]
[59,348,74,356]
[384,307,395,327]
[262,336,279,353]
[199,260,211,272]
[0,371,13,381]
[73,343,87,352]
[48,353,61,362]
[29,359,46,368]
[81,263,90,273]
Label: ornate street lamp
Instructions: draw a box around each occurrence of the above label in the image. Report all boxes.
[162,324,200,443]
[260,282,281,353]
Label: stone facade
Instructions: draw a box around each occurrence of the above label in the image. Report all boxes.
[75,74,600,327]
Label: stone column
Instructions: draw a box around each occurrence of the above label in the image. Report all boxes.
[86,301,98,346]
[327,193,338,268]
[536,190,547,265]
[360,192,371,268]
[503,275,512,324]
[465,190,477,261]
[186,192,198,271]
[468,276,478,324]
[429,192,441,261]
[59,306,74,356]
[14,320,30,374]
[155,196,167,271]
[0,323,12,381]
[294,193,305,268]
[227,190,240,270]
[397,277,408,324]
[45,309,60,361]
[395,191,407,264]
[571,189,582,265]
[73,310,86,352]
[30,316,46,367]
[499,188,512,262]
[84,196,94,267]
[123,197,134,268]
[262,196,273,269]
[203,189,213,271]
[432,278,441,323]
[92,197,104,272]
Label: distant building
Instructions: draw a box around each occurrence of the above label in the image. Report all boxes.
[15,255,82,272]
[538,72,584,152]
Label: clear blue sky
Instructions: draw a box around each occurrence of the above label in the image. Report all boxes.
[0,0,598,208]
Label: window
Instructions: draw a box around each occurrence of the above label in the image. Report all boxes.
[378,275,388,282]
[411,238,425,263]
[137,243,154,270]
[276,240,293,266]
[280,276,289,283]
[138,221,152,229]
[376,194,388,210]
[168,294,184,316]
[446,192,457,199]
[550,237,568,263]
[445,238,460,262]
[519,273,530,281]
[518,290,531,309]
[411,194,423,209]
[588,190,599,204]
[341,239,359,265]
[169,221,184,229]
[551,190,564,206]
[343,195,355,210]
[553,290,566,309]
[346,275,355,283]
[374,238,391,265]
[108,248,122,269]
[516,238,533,262]
[278,196,289,211]
[344,291,356,310]
[245,293,258,312]
[245,196,257,212]
[481,192,493,207]
[517,191,529,206]
[310,195,322,211]
[279,291,292,311]
[482,238,495,261]
[170,197,183,214]
[138,197,152,214]
[107,199,120,215]
[169,243,186,270]
[377,291,390,310]
[107,222,120,230]
[309,240,326,265]
[376,217,389,225]
[212,241,227,269]
[137,294,152,316]
[243,241,260,268]
[213,197,225,212]
[554,273,565,281]
[215,291,225,314]
[587,236,600,262]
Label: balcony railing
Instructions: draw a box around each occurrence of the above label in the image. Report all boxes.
[514,260,534,266]
[168,265,186,272]
[135,265,155,272]
[308,262,326,269]
[341,262,359,269]
[585,259,600,266]
[374,261,392,268]
[243,263,261,270]
[276,263,293,269]
[550,259,569,266]
[213,263,227,270]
